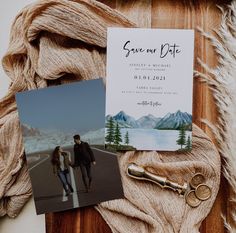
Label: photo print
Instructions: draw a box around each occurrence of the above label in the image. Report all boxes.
[16,78,123,214]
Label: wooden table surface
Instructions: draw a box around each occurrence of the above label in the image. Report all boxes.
[46,0,232,232]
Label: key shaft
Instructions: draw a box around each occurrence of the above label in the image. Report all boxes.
[127,163,188,195]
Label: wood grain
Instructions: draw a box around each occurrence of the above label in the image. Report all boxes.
[116,0,152,27]
[46,1,232,232]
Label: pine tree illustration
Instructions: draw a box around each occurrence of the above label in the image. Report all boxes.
[176,125,186,149]
[124,131,129,145]
[185,135,192,150]
[105,116,115,145]
[114,123,122,146]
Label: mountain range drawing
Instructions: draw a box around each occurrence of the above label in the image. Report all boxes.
[105,110,192,151]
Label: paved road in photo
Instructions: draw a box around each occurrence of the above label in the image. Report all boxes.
[28,147,123,214]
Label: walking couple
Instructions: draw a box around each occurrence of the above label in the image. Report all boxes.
[51,134,96,196]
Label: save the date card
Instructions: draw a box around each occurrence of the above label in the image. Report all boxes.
[106,28,194,151]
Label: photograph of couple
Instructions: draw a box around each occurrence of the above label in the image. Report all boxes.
[16,79,124,214]
[52,134,96,196]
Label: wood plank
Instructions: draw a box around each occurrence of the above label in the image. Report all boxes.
[197,2,227,232]
[116,0,152,27]
[151,1,229,233]
[46,207,111,233]
[46,1,231,232]
[79,207,111,233]
[98,0,116,9]
[46,209,81,233]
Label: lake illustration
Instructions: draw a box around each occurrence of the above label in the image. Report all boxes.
[105,110,192,151]
[120,128,192,151]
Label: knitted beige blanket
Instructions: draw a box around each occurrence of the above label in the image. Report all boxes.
[0,0,220,232]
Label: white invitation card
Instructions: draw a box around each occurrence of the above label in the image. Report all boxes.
[106,28,194,151]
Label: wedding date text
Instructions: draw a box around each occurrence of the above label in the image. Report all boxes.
[134,75,166,81]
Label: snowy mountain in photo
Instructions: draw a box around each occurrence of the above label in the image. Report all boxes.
[155,110,192,130]
[22,124,105,154]
[136,114,161,128]
[21,124,41,137]
[81,128,105,145]
[106,110,192,130]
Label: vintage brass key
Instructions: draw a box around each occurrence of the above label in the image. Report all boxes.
[127,163,188,195]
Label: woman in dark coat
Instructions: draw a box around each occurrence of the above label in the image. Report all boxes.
[51,146,74,196]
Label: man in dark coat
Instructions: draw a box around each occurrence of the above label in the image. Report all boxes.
[73,134,96,192]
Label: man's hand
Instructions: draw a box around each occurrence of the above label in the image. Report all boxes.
[92,161,96,165]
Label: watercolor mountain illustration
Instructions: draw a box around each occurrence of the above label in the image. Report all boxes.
[106,110,192,130]
[155,110,192,130]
